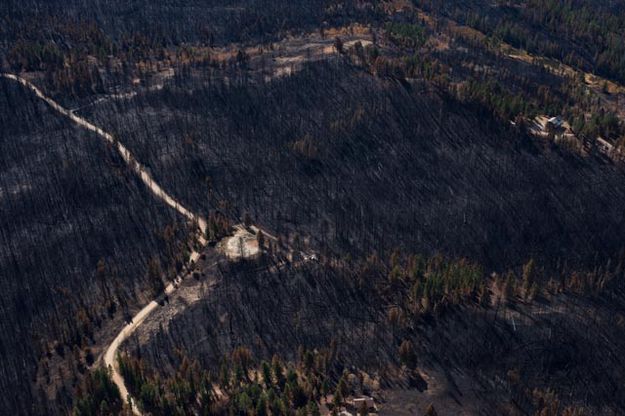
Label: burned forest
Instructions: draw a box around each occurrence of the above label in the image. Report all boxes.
[1,1,625,415]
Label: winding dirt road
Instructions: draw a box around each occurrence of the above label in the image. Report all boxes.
[102,261,200,415]
[1,73,206,415]
[1,74,207,234]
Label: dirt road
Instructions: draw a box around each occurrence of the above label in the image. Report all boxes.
[102,253,200,414]
[2,73,302,415]
[1,73,207,415]
[1,73,207,234]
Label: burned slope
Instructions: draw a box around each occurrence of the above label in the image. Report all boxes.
[135,258,625,415]
[84,61,625,271]
[139,262,394,374]
[0,0,379,49]
[0,0,382,100]
[0,78,188,415]
[420,290,625,414]
[93,60,625,412]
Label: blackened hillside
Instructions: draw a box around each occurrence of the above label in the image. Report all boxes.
[136,259,625,415]
[0,0,379,50]
[85,61,625,272]
[0,78,188,415]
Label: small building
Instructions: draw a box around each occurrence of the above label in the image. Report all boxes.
[533,115,571,138]
[596,136,614,153]
[302,253,319,262]
[288,251,303,263]
[352,397,376,410]
[545,116,564,132]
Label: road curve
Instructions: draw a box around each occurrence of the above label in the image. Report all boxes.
[102,253,201,415]
[1,73,207,415]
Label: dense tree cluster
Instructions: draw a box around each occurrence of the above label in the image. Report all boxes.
[119,347,342,415]
[416,0,625,84]
[118,351,215,415]
[385,22,427,49]
[364,7,625,141]
[73,367,123,416]
[572,110,623,140]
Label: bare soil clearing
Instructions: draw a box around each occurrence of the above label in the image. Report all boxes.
[220,225,260,260]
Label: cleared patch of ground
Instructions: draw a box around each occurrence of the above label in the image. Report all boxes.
[220,225,260,260]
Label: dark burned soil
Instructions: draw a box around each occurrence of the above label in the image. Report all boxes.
[0,77,190,415]
[3,1,625,414]
[131,253,625,415]
[98,60,625,415]
[84,61,625,272]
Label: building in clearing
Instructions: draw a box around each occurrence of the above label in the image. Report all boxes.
[531,115,577,143]
[546,116,563,130]
[350,396,377,413]
[596,136,614,153]
[353,397,376,409]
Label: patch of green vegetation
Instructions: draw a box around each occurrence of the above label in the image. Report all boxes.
[73,367,123,416]
[385,22,427,48]
[572,111,622,140]
[118,347,339,415]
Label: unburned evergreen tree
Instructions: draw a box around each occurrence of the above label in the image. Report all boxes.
[261,361,272,387]
[73,367,123,416]
[256,393,268,416]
